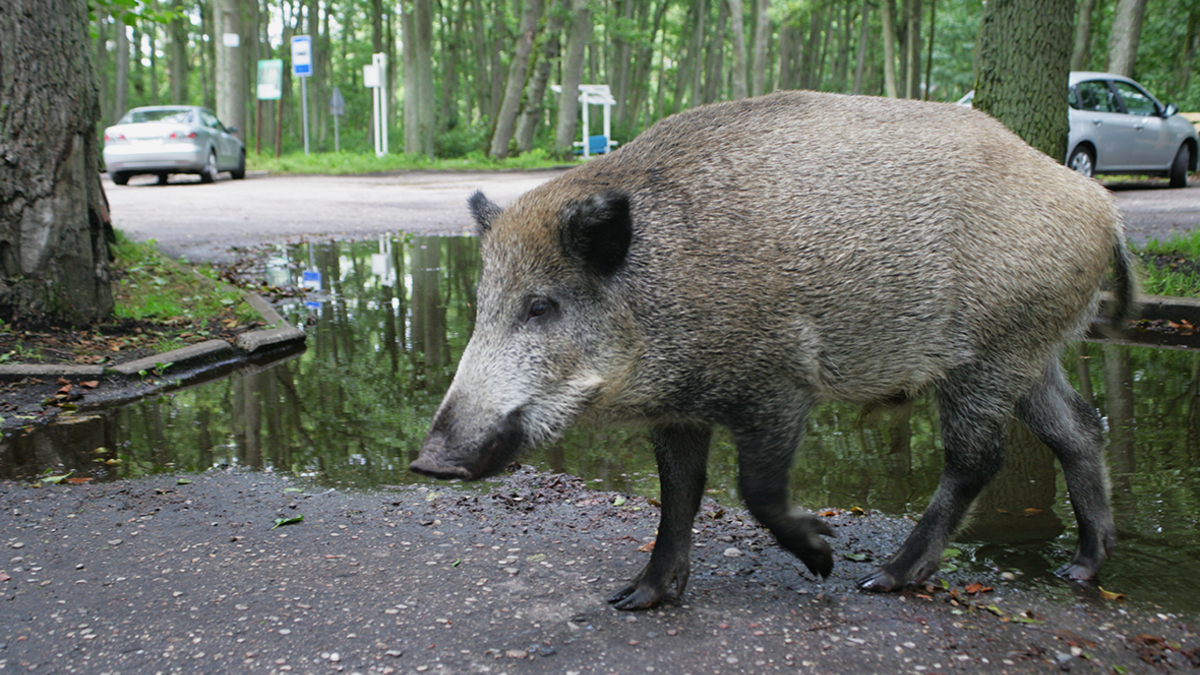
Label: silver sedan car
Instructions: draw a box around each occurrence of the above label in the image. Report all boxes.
[1067,72,1198,187]
[103,106,246,185]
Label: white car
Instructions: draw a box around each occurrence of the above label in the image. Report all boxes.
[103,106,246,185]
[957,73,1198,187]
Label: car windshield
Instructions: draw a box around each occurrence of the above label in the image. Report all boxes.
[119,109,192,124]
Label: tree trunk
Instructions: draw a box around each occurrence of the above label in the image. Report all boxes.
[1106,0,1147,77]
[728,0,749,99]
[904,0,920,98]
[416,0,436,157]
[403,2,418,154]
[1176,0,1200,95]
[881,0,898,97]
[702,0,728,103]
[517,0,566,153]
[751,0,770,96]
[113,16,130,123]
[489,0,542,158]
[170,0,188,103]
[1070,0,1097,71]
[215,0,247,142]
[554,0,591,157]
[852,0,870,93]
[0,0,114,325]
[975,0,1073,162]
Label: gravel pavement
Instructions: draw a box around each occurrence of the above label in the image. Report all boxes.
[2,468,1196,674]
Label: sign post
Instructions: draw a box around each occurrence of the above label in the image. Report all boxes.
[291,35,313,155]
[363,53,388,157]
[256,59,283,157]
[329,86,345,153]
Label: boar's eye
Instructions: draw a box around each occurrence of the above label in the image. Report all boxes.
[526,297,554,322]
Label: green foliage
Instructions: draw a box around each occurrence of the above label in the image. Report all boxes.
[111,231,249,322]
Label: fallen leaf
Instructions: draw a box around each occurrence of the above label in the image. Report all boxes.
[80,381,99,389]
[1023,508,1044,517]
[636,540,656,552]
[1098,587,1126,602]
[849,506,867,516]
[56,378,70,385]
[271,515,304,530]
[177,478,193,485]
[819,509,839,517]
[612,496,627,507]
[66,477,92,484]
[844,552,871,562]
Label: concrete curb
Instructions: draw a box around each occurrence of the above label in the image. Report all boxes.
[0,292,305,382]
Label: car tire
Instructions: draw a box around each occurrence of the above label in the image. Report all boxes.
[1068,146,1095,178]
[231,150,246,180]
[1169,144,1191,189]
[111,171,130,186]
[199,150,218,184]
[155,173,169,185]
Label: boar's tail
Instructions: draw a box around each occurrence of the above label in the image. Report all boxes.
[1104,235,1140,335]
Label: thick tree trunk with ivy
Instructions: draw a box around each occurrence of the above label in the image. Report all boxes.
[0,0,114,326]
[974,0,1073,163]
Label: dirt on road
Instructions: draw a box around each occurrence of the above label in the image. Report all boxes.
[2,467,1197,674]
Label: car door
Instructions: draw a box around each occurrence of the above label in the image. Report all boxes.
[200,110,237,169]
[1073,79,1134,170]
[1111,80,1173,170]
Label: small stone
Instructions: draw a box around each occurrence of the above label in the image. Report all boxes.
[1000,571,1017,581]
[107,539,123,547]
[723,547,742,558]
[278,629,291,635]
[10,543,23,550]
[329,652,340,662]
[385,650,403,658]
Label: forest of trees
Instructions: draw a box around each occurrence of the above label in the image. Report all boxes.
[92,0,1200,160]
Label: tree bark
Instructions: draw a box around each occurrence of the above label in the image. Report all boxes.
[214,0,247,141]
[1106,0,1147,77]
[0,0,114,325]
[852,0,870,93]
[517,0,566,153]
[975,0,1073,162]
[489,0,542,158]
[751,0,770,96]
[728,0,749,99]
[113,16,130,123]
[1070,0,1097,71]
[416,0,436,157]
[904,0,921,98]
[880,0,898,97]
[554,0,591,157]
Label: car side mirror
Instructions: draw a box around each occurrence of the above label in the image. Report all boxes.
[1163,103,1178,118]
[226,126,239,134]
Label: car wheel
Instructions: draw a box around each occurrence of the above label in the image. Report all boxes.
[199,150,218,184]
[1068,146,1095,178]
[111,171,130,186]
[231,150,246,180]
[155,173,169,185]
[1169,144,1191,189]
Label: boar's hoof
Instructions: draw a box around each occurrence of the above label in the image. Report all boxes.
[1054,561,1100,582]
[607,582,670,611]
[856,569,906,593]
[408,456,473,480]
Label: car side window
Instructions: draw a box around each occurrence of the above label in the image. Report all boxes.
[1076,81,1117,113]
[1112,81,1158,116]
[200,111,224,130]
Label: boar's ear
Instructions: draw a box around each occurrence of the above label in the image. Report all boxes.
[468,191,503,236]
[560,191,632,277]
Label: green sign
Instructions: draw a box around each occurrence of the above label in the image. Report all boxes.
[257,59,283,100]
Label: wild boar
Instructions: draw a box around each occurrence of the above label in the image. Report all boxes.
[410,90,1137,610]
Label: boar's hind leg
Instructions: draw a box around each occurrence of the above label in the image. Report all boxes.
[608,422,713,610]
[1015,361,1115,581]
[859,371,1009,592]
[733,406,835,580]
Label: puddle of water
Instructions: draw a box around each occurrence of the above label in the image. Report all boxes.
[2,234,1198,613]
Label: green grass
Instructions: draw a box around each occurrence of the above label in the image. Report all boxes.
[1134,229,1200,298]
[247,148,577,176]
[112,231,258,326]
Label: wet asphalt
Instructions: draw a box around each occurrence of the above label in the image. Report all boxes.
[2,468,1196,674]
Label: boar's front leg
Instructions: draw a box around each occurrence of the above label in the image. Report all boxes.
[608,422,712,610]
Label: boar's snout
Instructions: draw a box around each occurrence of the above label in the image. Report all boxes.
[409,407,526,481]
